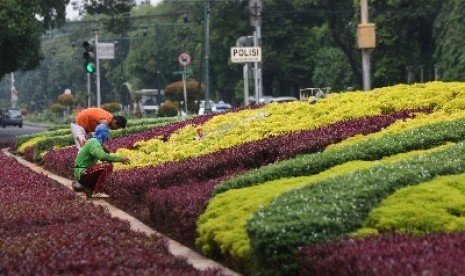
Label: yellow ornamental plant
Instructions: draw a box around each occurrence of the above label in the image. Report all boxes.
[115,82,465,171]
[326,110,465,152]
[17,136,44,154]
[352,173,465,237]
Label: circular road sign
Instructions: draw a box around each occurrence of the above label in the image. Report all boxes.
[178,52,191,66]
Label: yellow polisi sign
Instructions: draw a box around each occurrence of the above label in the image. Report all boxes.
[231,47,261,63]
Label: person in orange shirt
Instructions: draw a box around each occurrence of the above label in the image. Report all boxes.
[70,107,127,151]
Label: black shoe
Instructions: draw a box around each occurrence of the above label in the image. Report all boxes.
[72,181,84,192]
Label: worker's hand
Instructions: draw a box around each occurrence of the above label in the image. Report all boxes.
[79,137,87,147]
[120,157,130,164]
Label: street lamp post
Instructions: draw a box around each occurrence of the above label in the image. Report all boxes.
[156,22,162,105]
[204,0,212,113]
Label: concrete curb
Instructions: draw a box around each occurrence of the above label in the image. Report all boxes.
[4,149,241,276]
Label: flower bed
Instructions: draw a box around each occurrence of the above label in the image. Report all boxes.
[16,81,465,275]
[296,233,465,275]
[0,150,221,275]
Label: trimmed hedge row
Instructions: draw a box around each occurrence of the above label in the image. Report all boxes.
[214,111,465,195]
[15,117,182,160]
[195,145,451,271]
[246,141,465,275]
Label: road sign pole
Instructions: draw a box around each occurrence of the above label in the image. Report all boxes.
[178,52,191,115]
[244,64,249,106]
[182,65,188,115]
[253,32,259,103]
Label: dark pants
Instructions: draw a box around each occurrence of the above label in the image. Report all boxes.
[80,162,113,193]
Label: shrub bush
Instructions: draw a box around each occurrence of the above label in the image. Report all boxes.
[158,101,179,117]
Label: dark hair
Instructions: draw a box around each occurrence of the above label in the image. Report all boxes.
[113,115,127,129]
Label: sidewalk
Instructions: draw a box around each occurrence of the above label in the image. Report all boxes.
[4,149,241,276]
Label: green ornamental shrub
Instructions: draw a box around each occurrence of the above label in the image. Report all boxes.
[101,102,122,113]
[49,103,66,114]
[158,101,179,117]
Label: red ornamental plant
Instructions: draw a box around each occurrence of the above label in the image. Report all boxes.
[42,146,77,179]
[146,173,242,246]
[22,145,35,162]
[296,232,465,276]
[0,151,223,275]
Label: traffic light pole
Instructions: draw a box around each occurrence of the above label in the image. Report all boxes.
[94,29,101,107]
[87,73,91,107]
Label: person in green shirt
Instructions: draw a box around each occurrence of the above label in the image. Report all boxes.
[73,123,129,198]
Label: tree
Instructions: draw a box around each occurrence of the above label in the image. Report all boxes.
[0,0,67,77]
[369,0,443,87]
[312,47,355,91]
[433,0,465,81]
[57,92,74,107]
[165,80,205,113]
[70,0,135,32]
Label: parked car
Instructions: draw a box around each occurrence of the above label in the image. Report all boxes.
[269,96,298,103]
[198,100,216,115]
[1,108,23,128]
[213,101,232,113]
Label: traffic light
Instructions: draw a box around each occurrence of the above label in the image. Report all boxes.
[82,41,95,74]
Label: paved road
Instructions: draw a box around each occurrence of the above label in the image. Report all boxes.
[0,123,48,142]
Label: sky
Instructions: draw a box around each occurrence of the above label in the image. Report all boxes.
[66,0,163,20]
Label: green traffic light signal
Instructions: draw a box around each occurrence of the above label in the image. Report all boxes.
[82,41,95,74]
[84,62,95,73]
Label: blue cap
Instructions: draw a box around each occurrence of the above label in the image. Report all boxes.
[94,123,109,145]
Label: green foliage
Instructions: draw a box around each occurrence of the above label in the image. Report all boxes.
[0,0,66,76]
[15,128,70,152]
[365,0,443,86]
[246,141,465,275]
[49,103,66,114]
[354,173,465,236]
[71,0,135,33]
[101,102,122,113]
[312,47,355,91]
[433,0,465,81]
[158,101,179,117]
[197,161,376,266]
[164,80,204,113]
[198,144,451,273]
[0,1,453,118]
[214,117,465,195]
[33,135,74,161]
[57,93,74,106]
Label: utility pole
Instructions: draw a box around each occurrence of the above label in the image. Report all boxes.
[203,0,212,113]
[156,22,161,105]
[10,73,17,108]
[250,0,262,102]
[358,0,376,91]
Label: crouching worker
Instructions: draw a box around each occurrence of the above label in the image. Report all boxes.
[73,123,130,198]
